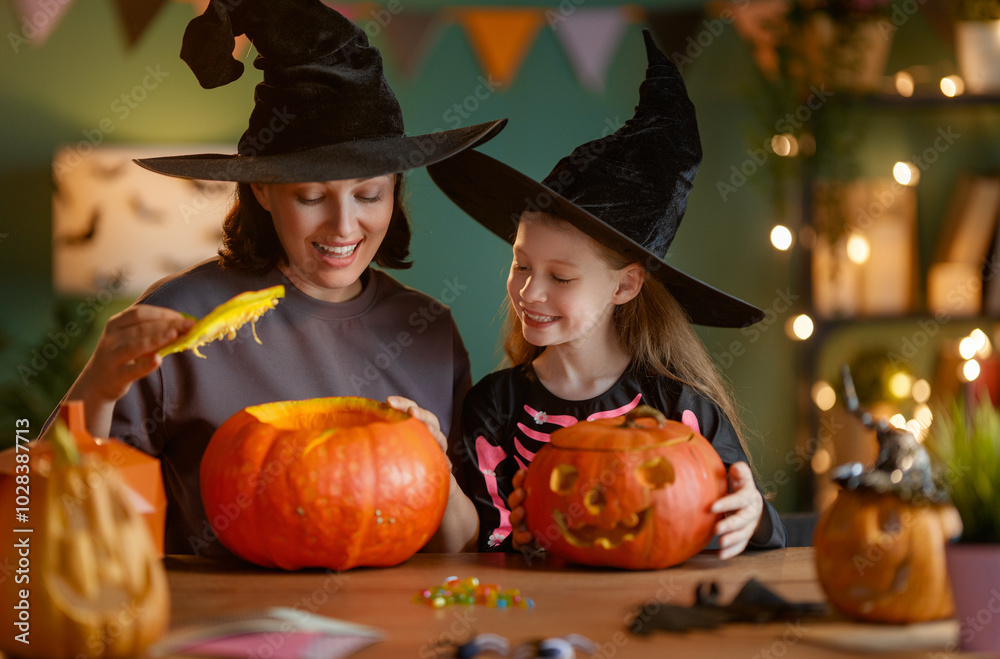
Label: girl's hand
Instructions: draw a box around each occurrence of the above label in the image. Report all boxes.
[507,468,537,552]
[76,305,194,405]
[711,461,763,560]
[386,396,449,463]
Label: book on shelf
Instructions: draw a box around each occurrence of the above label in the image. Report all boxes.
[928,172,1000,316]
[811,178,917,318]
[983,202,1000,317]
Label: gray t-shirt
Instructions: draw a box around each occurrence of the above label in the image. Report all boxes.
[112,258,471,556]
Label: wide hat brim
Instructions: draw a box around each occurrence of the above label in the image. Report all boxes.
[428,149,764,328]
[133,118,507,183]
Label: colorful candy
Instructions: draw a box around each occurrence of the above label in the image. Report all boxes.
[413,576,535,609]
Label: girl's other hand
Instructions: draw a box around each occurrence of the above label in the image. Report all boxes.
[507,468,536,551]
[710,461,763,560]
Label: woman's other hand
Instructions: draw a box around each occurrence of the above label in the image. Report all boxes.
[386,396,449,463]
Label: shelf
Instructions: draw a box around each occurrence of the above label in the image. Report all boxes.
[812,312,1000,328]
[867,92,1000,108]
[794,90,1000,511]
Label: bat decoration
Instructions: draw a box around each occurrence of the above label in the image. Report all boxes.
[59,208,100,245]
[131,193,165,223]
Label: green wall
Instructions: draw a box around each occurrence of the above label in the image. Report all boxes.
[2,1,993,514]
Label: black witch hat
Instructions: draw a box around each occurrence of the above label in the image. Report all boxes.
[134,0,506,183]
[427,30,761,328]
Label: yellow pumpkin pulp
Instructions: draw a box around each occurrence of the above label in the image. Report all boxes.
[158,284,284,359]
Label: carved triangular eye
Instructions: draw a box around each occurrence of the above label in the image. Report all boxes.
[550,464,579,494]
[638,457,674,489]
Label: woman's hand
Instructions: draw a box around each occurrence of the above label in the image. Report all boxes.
[74,305,193,403]
[507,468,537,552]
[67,305,193,437]
[385,396,449,463]
[711,461,763,560]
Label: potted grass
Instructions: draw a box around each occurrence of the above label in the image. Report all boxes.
[954,0,1000,94]
[926,395,1000,653]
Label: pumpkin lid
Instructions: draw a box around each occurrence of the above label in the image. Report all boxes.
[549,406,696,451]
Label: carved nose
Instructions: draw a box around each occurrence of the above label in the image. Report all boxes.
[583,487,607,514]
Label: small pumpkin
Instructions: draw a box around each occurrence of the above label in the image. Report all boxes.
[523,405,727,570]
[0,419,170,659]
[814,485,960,623]
[200,396,450,570]
[158,284,284,358]
[814,366,960,623]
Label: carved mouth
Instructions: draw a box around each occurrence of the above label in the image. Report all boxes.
[553,508,652,549]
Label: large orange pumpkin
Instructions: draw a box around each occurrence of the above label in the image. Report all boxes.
[200,396,450,570]
[523,406,727,569]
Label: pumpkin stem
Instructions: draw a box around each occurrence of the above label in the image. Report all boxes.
[620,405,667,428]
[50,419,82,468]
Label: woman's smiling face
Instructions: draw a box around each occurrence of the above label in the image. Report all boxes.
[252,175,395,302]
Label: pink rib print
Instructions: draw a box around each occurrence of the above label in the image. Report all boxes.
[586,394,643,421]
[516,422,554,443]
[523,404,577,427]
[475,435,511,547]
[513,437,540,470]
[681,409,700,434]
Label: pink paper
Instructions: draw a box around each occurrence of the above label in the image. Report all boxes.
[553,8,630,93]
[174,631,377,659]
[10,0,76,46]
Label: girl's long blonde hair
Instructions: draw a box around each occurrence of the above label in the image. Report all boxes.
[502,222,754,463]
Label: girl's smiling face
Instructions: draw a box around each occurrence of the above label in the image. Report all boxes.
[252,175,395,302]
[507,212,641,350]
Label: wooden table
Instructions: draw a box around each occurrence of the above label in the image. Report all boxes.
[159,548,964,658]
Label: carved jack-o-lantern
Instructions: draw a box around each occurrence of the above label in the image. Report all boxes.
[814,486,960,623]
[813,365,962,623]
[523,406,727,569]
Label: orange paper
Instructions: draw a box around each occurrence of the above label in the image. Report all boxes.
[454,8,546,89]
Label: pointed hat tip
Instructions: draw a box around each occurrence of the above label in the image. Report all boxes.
[642,29,670,68]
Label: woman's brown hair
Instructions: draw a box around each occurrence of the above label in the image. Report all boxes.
[218,176,412,274]
[502,217,754,464]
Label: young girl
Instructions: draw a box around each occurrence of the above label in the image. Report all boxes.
[429,30,786,559]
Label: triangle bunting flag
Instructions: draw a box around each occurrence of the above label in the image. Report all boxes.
[453,7,546,90]
[114,0,170,49]
[8,0,77,48]
[379,11,444,81]
[551,7,631,93]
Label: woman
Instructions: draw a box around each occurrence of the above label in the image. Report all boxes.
[59,0,505,556]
